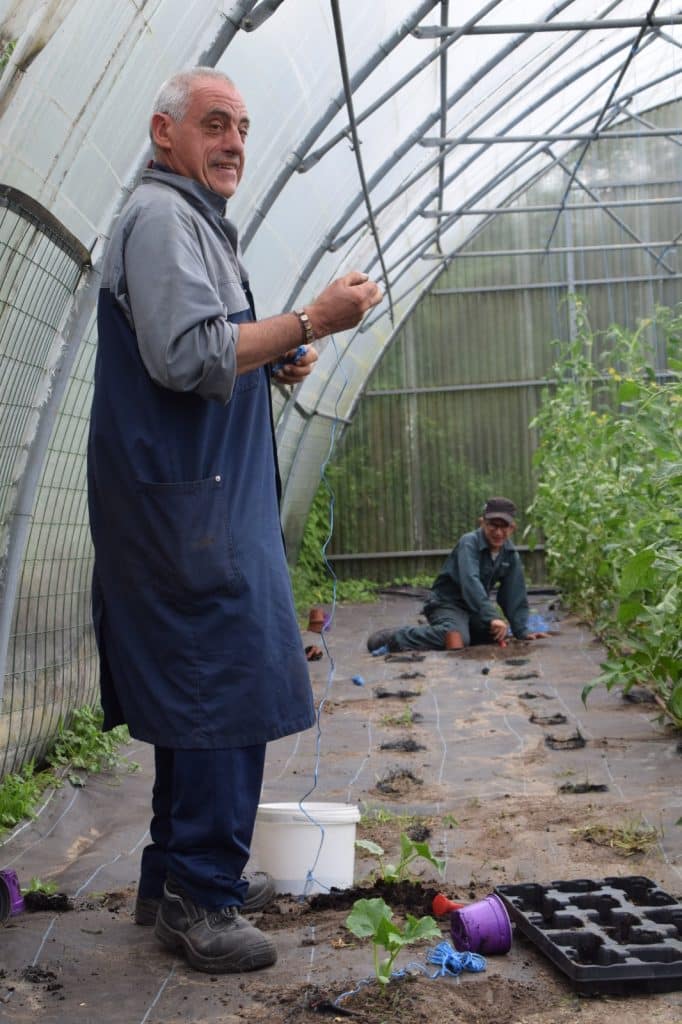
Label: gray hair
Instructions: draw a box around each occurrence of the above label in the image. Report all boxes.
[151,67,235,125]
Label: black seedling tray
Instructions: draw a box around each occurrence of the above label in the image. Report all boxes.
[496,876,682,995]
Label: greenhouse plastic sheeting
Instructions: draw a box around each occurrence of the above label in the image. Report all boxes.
[1,0,682,771]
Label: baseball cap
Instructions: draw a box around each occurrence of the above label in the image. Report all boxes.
[482,497,517,524]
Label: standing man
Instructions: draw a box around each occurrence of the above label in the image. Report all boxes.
[367,497,548,653]
[87,67,381,975]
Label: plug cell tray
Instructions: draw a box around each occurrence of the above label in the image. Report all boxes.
[496,876,682,995]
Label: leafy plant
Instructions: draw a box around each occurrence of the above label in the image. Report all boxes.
[355,832,445,883]
[346,897,441,987]
[290,481,378,614]
[527,301,682,727]
[46,705,137,777]
[357,805,418,831]
[22,877,57,895]
[0,761,55,834]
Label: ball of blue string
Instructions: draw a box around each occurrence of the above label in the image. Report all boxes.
[425,941,486,976]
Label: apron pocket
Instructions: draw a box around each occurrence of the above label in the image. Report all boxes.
[128,474,246,598]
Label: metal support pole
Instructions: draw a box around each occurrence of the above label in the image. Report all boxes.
[413,15,682,35]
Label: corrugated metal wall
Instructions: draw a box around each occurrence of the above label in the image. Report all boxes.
[326,104,681,582]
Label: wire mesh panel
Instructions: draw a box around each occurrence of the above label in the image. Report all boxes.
[0,186,93,778]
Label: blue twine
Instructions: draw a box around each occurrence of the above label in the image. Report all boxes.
[371,644,389,657]
[295,335,349,896]
[424,941,486,976]
[527,612,552,632]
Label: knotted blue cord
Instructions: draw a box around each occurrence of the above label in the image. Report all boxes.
[424,941,486,976]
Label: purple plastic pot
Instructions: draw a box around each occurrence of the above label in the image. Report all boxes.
[0,868,25,923]
[450,893,512,955]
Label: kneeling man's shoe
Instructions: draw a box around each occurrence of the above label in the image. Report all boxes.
[367,628,398,653]
[154,878,277,973]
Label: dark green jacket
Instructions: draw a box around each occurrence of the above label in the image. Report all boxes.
[428,528,530,638]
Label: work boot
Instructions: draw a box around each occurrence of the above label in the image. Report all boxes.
[367,628,399,653]
[134,869,275,925]
[154,878,277,973]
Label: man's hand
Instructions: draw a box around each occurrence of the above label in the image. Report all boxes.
[305,271,383,337]
[525,631,550,640]
[489,618,508,644]
[272,343,318,385]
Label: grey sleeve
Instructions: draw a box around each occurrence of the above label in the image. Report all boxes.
[122,200,238,404]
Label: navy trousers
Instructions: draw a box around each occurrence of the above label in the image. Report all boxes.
[138,744,266,909]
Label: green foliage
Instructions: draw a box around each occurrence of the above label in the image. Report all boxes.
[46,705,137,777]
[22,877,57,895]
[345,896,441,987]
[0,39,16,72]
[0,761,55,834]
[358,804,417,829]
[355,832,446,883]
[290,481,378,613]
[380,706,416,727]
[528,301,682,727]
[388,573,435,588]
[0,706,136,836]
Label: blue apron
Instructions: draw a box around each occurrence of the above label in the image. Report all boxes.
[87,290,314,749]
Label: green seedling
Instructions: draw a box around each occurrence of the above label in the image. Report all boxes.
[442,813,459,829]
[22,877,57,895]
[380,707,415,727]
[358,805,417,829]
[355,831,445,883]
[346,897,440,988]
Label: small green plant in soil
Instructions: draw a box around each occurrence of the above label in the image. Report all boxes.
[381,706,415,727]
[22,877,57,895]
[356,832,445,883]
[346,897,441,988]
[358,806,419,834]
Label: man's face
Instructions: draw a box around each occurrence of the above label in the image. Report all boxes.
[151,78,250,198]
[481,517,515,553]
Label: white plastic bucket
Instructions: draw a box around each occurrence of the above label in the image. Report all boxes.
[250,801,361,895]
